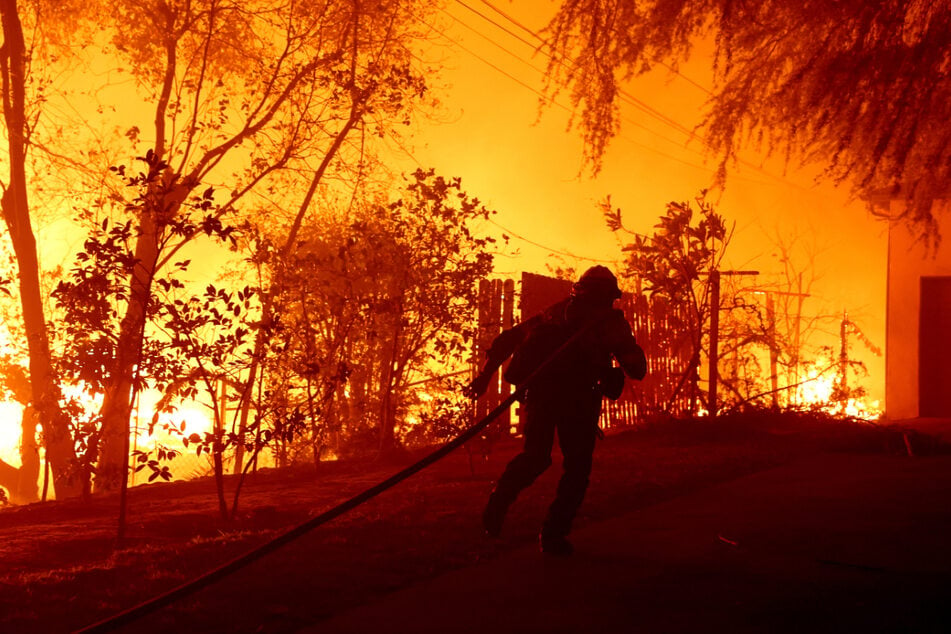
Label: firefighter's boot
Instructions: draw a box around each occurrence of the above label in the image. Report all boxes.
[482,494,507,538]
[539,532,574,556]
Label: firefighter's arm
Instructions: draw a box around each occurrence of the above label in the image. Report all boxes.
[617,345,647,381]
[607,311,647,380]
[464,316,539,399]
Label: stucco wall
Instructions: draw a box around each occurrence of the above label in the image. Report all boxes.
[886,203,951,419]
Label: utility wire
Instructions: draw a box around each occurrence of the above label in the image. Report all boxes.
[456,0,811,192]
[473,0,713,96]
[443,2,713,159]
[385,122,628,265]
[419,13,560,111]
[421,10,760,180]
[439,4,711,160]
[461,0,544,52]
[404,14,714,266]
[488,218,619,264]
[383,124,623,265]
[382,107,624,266]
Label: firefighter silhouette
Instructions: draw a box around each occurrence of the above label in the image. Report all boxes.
[467,266,647,555]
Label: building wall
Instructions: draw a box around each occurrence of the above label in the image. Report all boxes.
[886,202,951,419]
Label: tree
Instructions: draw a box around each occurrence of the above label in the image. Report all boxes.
[0,0,89,498]
[266,168,495,458]
[364,169,495,454]
[605,191,729,410]
[544,0,951,238]
[82,0,432,491]
[0,0,436,499]
[710,276,775,409]
[51,173,250,519]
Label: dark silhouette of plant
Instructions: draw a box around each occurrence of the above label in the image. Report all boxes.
[52,154,241,512]
[605,191,730,411]
[264,168,496,460]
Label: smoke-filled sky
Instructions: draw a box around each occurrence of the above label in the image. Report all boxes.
[18,0,887,408]
[386,0,888,403]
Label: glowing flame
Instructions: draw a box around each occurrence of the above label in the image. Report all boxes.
[795,366,881,421]
[0,400,25,468]
[0,385,219,488]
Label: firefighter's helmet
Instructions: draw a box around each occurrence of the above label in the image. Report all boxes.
[571,265,622,302]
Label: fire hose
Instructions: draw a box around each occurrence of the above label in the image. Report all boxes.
[74,318,601,633]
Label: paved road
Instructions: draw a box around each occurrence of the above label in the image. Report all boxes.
[302,453,951,633]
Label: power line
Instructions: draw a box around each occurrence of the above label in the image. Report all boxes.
[458,0,540,53]
[406,11,802,266]
[418,12,560,111]
[405,13,774,265]
[422,10,752,178]
[457,0,811,192]
[472,0,713,96]
[458,0,718,155]
[382,121,621,266]
[385,126,642,266]
[488,218,619,264]
[447,2,712,159]
[436,7,548,86]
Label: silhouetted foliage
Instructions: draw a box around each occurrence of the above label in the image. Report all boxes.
[607,191,730,410]
[545,0,951,238]
[264,168,495,459]
[49,155,246,498]
[713,282,778,408]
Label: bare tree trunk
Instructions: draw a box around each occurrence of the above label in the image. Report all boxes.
[212,403,228,521]
[0,0,81,498]
[95,211,162,491]
[15,404,39,503]
[378,318,403,455]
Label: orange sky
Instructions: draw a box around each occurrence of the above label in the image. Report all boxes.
[394,0,888,403]
[14,0,887,409]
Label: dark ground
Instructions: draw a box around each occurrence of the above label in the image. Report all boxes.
[0,413,946,633]
[312,453,951,633]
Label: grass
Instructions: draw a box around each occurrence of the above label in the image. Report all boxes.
[0,412,935,633]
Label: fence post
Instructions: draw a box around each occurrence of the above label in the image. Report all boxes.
[708,271,720,418]
[501,278,515,434]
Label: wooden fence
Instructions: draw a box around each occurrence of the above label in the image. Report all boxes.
[473,273,696,435]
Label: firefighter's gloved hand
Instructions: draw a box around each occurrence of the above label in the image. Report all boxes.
[598,366,625,401]
[464,371,493,399]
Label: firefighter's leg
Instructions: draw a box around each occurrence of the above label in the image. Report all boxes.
[483,412,554,536]
[541,399,600,551]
